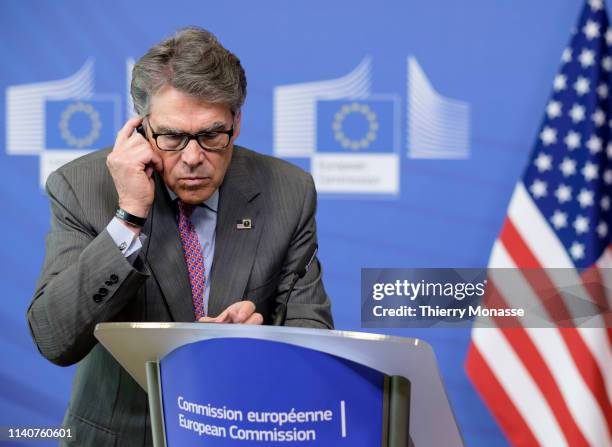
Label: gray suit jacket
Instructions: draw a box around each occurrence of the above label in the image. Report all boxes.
[27,145,333,446]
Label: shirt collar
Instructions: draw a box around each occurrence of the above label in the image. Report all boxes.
[166,186,219,213]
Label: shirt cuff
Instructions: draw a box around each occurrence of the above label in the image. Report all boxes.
[106,217,144,258]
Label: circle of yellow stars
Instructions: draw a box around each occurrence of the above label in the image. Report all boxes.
[59,102,102,148]
[332,102,379,150]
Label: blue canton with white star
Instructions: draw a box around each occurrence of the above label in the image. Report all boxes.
[524,0,612,269]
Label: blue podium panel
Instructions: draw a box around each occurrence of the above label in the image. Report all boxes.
[159,337,386,446]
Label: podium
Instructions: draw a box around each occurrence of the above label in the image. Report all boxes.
[95,323,463,447]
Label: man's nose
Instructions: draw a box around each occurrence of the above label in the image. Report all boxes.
[181,139,203,167]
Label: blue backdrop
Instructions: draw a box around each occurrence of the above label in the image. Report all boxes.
[0,1,594,445]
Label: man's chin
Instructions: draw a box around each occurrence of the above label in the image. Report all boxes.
[175,186,216,204]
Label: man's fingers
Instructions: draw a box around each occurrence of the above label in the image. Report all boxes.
[144,150,163,178]
[200,309,230,323]
[198,312,229,323]
[198,316,219,323]
[150,151,164,173]
[116,117,143,144]
[217,308,230,322]
[109,143,151,173]
[198,301,258,324]
[233,301,256,323]
[244,312,263,325]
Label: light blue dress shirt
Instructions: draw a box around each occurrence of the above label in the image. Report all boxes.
[107,189,218,316]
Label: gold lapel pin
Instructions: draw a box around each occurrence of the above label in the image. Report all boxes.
[236,218,252,230]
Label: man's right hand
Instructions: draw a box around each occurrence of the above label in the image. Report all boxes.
[106,117,164,222]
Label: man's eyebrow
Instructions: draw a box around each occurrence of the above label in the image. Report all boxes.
[154,122,229,134]
[195,122,230,133]
[153,125,184,134]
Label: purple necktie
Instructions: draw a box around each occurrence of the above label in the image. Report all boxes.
[176,200,206,319]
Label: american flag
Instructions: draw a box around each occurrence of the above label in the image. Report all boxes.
[465,1,612,446]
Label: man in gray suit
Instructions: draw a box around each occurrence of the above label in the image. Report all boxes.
[27,27,333,446]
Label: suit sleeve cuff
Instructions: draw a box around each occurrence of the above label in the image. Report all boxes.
[106,217,144,259]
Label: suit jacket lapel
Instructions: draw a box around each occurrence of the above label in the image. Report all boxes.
[208,148,263,317]
[143,173,195,322]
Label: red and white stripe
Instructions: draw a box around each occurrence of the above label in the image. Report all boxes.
[466,182,612,447]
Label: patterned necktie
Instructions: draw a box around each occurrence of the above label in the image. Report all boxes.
[176,200,206,320]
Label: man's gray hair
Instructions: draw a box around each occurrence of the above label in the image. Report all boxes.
[130,27,247,116]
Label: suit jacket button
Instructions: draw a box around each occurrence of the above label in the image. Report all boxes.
[105,280,113,286]
[93,294,103,302]
[110,274,119,283]
[98,287,108,296]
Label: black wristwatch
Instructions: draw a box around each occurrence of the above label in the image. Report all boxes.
[115,208,147,228]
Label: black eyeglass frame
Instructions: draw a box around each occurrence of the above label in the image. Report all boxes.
[144,121,235,152]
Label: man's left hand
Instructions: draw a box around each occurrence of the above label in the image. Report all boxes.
[198,301,263,325]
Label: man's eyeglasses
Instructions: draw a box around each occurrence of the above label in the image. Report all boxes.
[144,124,234,152]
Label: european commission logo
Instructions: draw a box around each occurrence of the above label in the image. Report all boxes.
[311,98,400,195]
[6,59,126,188]
[273,57,471,197]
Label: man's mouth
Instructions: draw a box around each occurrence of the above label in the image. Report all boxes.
[179,177,210,187]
